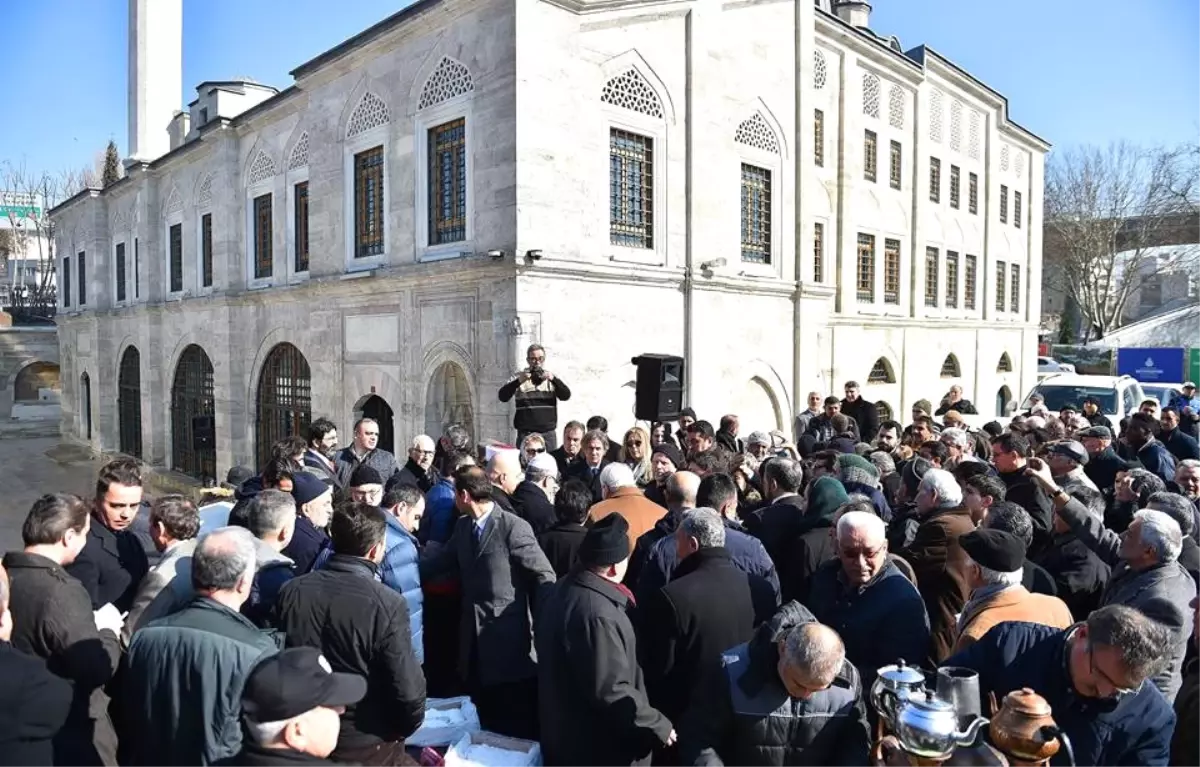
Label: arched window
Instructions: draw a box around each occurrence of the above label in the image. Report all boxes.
[171,345,215,481]
[118,347,142,458]
[255,343,312,469]
[14,361,60,401]
[996,385,1013,417]
[867,357,896,384]
[425,362,475,444]
[940,354,961,378]
[997,352,1013,373]
[875,401,893,423]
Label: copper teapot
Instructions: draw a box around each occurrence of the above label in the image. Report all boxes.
[988,688,1072,764]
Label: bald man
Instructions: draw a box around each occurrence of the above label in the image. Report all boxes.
[805,511,931,687]
[679,603,870,764]
[625,471,699,588]
[392,435,437,493]
[486,450,523,513]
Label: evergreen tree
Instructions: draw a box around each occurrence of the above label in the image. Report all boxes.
[102,140,121,187]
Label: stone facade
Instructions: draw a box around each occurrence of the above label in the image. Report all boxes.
[51,0,1048,480]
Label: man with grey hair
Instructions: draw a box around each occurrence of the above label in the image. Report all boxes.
[242,489,298,629]
[1028,459,1197,701]
[392,434,436,493]
[980,501,1060,599]
[640,509,774,730]
[124,527,276,765]
[1146,491,1200,585]
[589,461,666,549]
[510,452,559,536]
[938,427,974,470]
[679,601,870,764]
[626,470,700,589]
[900,468,975,663]
[1173,458,1200,534]
[1043,439,1100,501]
[944,604,1176,765]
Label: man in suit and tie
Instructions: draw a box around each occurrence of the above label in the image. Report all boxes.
[420,465,556,740]
[566,429,613,504]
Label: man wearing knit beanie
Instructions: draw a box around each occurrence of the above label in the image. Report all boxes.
[786,476,850,602]
[283,474,334,574]
[837,454,893,522]
[536,514,675,765]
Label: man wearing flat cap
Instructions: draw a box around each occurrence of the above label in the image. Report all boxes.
[1043,440,1103,518]
[282,473,334,575]
[536,514,675,766]
[1077,425,1131,518]
[951,528,1073,654]
[236,647,368,766]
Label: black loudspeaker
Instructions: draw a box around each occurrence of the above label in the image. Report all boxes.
[192,415,215,451]
[632,354,685,421]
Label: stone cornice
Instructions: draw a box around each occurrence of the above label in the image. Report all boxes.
[541,0,691,13]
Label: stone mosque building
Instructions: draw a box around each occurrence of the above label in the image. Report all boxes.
[51,0,1047,481]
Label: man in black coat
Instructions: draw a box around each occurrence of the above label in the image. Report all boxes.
[275,502,426,764]
[1125,412,1179,485]
[565,429,614,504]
[1161,407,1200,462]
[989,433,1054,558]
[389,435,436,494]
[639,509,774,728]
[0,561,72,767]
[783,476,848,603]
[511,453,559,536]
[66,458,150,613]
[550,421,586,477]
[1034,511,1111,620]
[840,381,879,447]
[537,480,591,577]
[743,458,806,571]
[535,514,674,765]
[419,466,555,740]
[3,494,124,766]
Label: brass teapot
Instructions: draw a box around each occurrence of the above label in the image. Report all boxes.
[988,688,1072,765]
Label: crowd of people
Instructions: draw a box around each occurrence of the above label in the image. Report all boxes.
[1,348,1198,766]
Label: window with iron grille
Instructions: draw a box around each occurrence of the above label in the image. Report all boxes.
[864,130,877,182]
[169,223,182,293]
[813,222,824,283]
[253,194,273,279]
[609,128,654,248]
[890,140,902,189]
[171,344,215,481]
[355,146,386,254]
[925,247,939,307]
[115,243,126,302]
[1014,191,1022,228]
[294,182,309,272]
[1000,185,1008,224]
[63,256,71,307]
[118,346,142,458]
[995,261,1006,311]
[814,109,824,167]
[946,251,959,308]
[965,254,977,310]
[968,172,978,214]
[929,158,941,203]
[78,252,86,306]
[740,164,772,264]
[255,343,313,469]
[868,358,894,384]
[950,165,960,209]
[1010,263,1021,313]
[884,238,901,304]
[201,214,213,287]
[856,233,875,303]
[134,239,140,298]
[429,120,467,246]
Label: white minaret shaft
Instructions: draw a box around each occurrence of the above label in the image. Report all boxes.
[127,0,182,164]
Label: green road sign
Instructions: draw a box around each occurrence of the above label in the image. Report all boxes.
[1188,348,1200,384]
[0,204,40,220]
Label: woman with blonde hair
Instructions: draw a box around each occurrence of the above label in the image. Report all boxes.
[620,426,654,487]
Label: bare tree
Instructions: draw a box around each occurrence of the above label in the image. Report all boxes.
[0,161,96,318]
[1043,141,1199,342]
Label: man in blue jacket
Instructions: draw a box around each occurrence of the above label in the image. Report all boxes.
[380,484,424,664]
[943,605,1176,766]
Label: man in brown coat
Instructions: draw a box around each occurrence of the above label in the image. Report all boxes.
[952,528,1074,653]
[900,468,975,664]
[589,463,666,550]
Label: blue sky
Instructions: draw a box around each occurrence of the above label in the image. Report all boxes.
[0,0,1195,185]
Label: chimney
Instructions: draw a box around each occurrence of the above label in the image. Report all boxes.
[834,0,872,28]
[127,0,182,165]
[168,111,191,151]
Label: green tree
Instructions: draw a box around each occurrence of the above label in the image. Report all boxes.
[102,140,121,187]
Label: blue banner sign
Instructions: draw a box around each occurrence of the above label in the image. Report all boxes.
[1117,347,1185,383]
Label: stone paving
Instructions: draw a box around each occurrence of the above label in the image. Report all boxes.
[0,437,105,555]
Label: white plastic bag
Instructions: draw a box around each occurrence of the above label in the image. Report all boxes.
[444,730,542,767]
[407,697,481,748]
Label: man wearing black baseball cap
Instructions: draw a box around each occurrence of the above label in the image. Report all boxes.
[536,514,674,765]
[236,647,367,765]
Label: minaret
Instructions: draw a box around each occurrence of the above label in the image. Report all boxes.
[126,0,182,165]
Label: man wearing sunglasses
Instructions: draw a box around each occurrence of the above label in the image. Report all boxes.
[944,604,1175,766]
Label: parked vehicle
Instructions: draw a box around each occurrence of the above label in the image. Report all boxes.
[1037,356,1076,376]
[1140,383,1184,409]
[1020,374,1145,431]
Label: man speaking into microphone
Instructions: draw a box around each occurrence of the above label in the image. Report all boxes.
[499,343,572,450]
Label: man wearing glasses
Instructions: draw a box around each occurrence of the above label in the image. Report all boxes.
[499,343,572,451]
[391,434,436,493]
[944,604,1176,766]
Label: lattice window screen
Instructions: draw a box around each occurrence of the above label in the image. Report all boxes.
[418,57,475,111]
[735,113,780,154]
[347,92,391,138]
[247,152,277,186]
[601,69,665,119]
[288,132,309,169]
